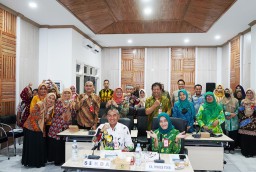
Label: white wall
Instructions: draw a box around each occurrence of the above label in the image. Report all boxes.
[39,28,73,90]
[101,48,120,90]
[38,28,101,93]
[72,30,102,92]
[196,47,218,93]
[242,32,251,89]
[221,44,230,88]
[146,48,169,95]
[16,17,39,105]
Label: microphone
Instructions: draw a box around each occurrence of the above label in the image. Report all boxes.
[154,134,165,163]
[192,125,201,138]
[88,129,102,159]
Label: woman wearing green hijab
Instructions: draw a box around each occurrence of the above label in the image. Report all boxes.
[147,113,186,154]
[196,92,225,134]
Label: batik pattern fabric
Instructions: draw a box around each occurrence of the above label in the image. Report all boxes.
[145,96,171,130]
[192,94,205,114]
[48,99,74,140]
[96,123,134,151]
[151,128,181,154]
[19,87,32,128]
[238,89,256,136]
[99,89,114,102]
[74,93,100,128]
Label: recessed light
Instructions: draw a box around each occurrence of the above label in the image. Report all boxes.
[133,50,136,54]
[215,35,221,40]
[127,39,133,44]
[144,7,152,15]
[184,39,190,43]
[29,2,37,8]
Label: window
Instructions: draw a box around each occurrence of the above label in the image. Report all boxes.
[76,64,80,73]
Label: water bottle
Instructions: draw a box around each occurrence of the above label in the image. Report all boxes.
[158,103,162,114]
[72,140,78,161]
[135,143,142,166]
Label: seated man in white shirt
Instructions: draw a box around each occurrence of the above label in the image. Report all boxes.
[94,108,134,151]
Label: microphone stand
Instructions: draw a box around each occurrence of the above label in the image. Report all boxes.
[154,134,165,163]
[88,142,101,159]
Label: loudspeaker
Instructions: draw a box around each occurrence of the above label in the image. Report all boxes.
[206,83,216,92]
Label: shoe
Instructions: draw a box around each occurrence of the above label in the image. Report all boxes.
[224,150,230,154]
[230,150,235,154]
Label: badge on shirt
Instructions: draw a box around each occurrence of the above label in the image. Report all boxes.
[163,138,169,148]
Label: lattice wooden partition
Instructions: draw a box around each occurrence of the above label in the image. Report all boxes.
[121,49,144,91]
[230,37,240,91]
[0,8,16,115]
[170,48,195,94]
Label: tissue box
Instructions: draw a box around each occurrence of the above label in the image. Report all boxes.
[69,125,79,132]
[200,132,210,138]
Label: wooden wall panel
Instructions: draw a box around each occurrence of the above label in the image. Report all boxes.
[121,49,144,91]
[230,37,240,91]
[0,7,16,115]
[171,48,195,94]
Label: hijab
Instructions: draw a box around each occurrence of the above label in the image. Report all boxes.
[37,93,56,132]
[139,89,147,102]
[112,88,124,104]
[203,92,223,118]
[177,89,191,111]
[214,84,225,103]
[60,88,72,121]
[234,84,246,99]
[241,88,256,117]
[158,113,174,134]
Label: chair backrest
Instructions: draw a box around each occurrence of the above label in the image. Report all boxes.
[136,108,148,136]
[152,117,187,132]
[128,107,136,118]
[99,118,132,131]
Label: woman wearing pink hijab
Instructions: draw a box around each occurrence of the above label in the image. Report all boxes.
[70,85,78,101]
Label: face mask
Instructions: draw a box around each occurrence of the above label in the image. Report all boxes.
[225,93,230,98]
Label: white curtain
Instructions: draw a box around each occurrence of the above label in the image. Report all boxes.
[242,32,251,89]
[19,18,39,93]
[145,48,169,96]
[196,48,217,93]
[101,48,120,90]
[221,43,230,88]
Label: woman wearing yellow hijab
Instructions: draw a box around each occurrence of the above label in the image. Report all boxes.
[214,84,225,104]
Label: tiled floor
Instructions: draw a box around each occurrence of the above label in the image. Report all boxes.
[0,144,255,172]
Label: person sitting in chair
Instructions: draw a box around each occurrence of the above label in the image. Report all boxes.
[147,113,186,154]
[93,108,134,151]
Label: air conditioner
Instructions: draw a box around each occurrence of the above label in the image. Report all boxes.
[82,38,93,49]
[93,45,101,53]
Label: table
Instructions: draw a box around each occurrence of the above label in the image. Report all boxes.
[62,150,194,172]
[58,129,138,161]
[184,133,233,171]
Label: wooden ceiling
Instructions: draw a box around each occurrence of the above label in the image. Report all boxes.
[58,0,236,34]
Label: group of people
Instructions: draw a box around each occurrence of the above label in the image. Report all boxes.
[99,80,256,158]
[17,78,256,168]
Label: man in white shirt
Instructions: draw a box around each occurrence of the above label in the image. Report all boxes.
[94,108,134,151]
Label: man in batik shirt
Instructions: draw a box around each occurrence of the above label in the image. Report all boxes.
[145,82,171,130]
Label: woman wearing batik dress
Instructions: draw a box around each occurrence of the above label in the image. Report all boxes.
[48,88,75,165]
[238,88,256,158]
[147,113,186,154]
[22,93,56,168]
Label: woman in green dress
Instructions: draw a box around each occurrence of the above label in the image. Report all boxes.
[147,113,186,154]
[196,92,225,134]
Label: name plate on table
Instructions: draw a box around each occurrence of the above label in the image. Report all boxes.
[145,163,175,171]
[83,159,111,169]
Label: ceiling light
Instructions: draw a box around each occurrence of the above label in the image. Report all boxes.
[144,7,152,15]
[184,39,190,43]
[215,35,221,40]
[127,39,133,44]
[133,50,136,54]
[29,2,37,8]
